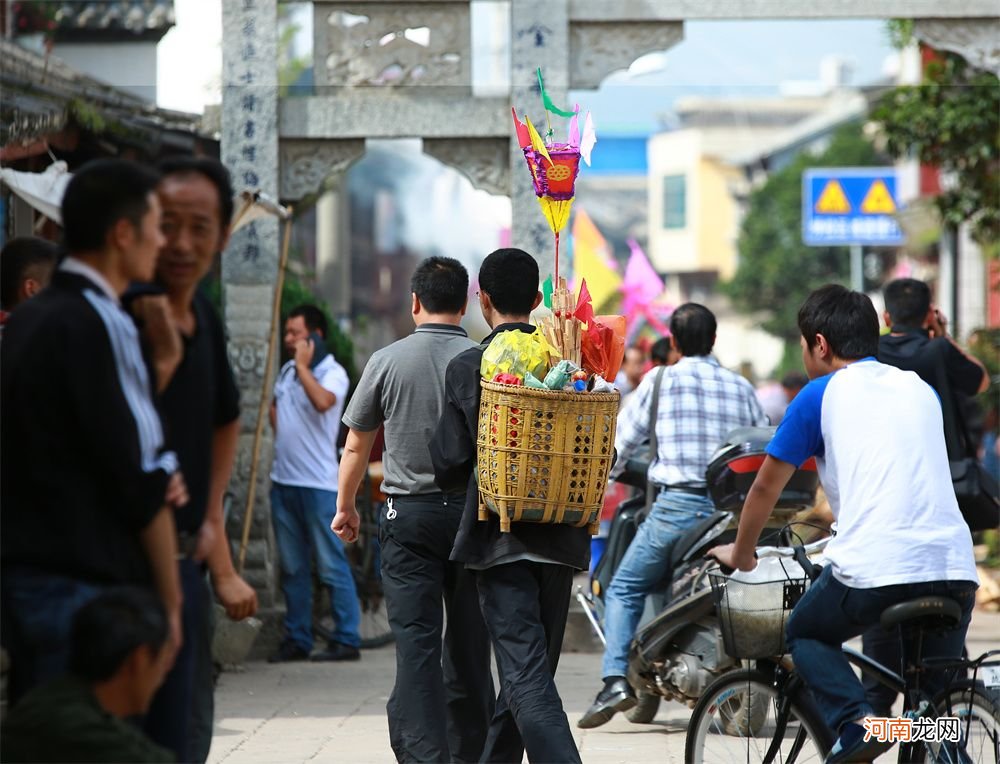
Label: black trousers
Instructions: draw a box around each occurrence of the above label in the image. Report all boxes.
[144,558,212,762]
[476,561,582,764]
[379,495,493,763]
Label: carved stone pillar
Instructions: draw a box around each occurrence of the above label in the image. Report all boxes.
[221,0,280,607]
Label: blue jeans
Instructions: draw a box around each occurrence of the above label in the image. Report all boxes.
[271,483,361,650]
[601,491,714,678]
[1,567,104,700]
[786,565,977,735]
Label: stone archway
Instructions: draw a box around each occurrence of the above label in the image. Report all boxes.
[220,0,1000,608]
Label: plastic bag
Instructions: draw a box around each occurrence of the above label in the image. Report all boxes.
[543,360,578,390]
[481,327,552,381]
[582,314,626,381]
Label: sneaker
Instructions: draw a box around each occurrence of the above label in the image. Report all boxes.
[577,677,637,729]
[310,642,361,662]
[267,641,310,663]
[825,721,894,763]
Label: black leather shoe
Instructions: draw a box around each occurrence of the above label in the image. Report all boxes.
[310,642,361,662]
[577,678,637,729]
[268,641,310,663]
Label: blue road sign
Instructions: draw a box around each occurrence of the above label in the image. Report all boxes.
[802,167,905,246]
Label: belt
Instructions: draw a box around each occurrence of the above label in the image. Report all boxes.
[654,484,708,498]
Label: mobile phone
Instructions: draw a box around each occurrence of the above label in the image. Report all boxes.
[307,332,330,369]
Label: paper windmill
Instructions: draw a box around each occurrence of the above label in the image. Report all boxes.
[513,68,596,284]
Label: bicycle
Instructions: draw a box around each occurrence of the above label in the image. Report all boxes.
[685,534,1000,763]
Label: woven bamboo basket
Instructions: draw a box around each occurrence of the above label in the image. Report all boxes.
[476,380,620,535]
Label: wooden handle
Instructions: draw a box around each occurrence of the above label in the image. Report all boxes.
[237,209,294,574]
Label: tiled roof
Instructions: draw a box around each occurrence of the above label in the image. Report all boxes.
[1,38,207,152]
[15,1,175,42]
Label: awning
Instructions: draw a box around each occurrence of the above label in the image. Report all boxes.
[0,161,72,225]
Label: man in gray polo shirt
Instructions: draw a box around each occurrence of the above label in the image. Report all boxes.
[333,257,493,764]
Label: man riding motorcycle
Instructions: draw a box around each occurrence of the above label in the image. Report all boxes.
[578,304,768,729]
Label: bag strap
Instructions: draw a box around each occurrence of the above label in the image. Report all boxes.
[648,366,665,464]
[642,367,667,516]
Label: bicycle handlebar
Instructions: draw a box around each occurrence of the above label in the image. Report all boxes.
[709,537,830,577]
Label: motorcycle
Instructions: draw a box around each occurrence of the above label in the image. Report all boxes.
[576,426,821,722]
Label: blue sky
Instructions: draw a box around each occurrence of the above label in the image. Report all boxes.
[571,19,896,134]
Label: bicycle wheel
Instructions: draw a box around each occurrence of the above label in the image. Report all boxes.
[925,683,1000,764]
[686,669,831,764]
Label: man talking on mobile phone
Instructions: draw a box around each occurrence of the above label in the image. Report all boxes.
[267,304,362,663]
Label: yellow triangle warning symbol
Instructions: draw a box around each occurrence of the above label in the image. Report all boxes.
[860,179,896,214]
[815,180,851,214]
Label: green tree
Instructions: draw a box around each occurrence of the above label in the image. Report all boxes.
[725,123,883,373]
[871,50,1000,254]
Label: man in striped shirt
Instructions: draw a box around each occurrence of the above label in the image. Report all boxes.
[1,159,185,702]
[579,303,767,728]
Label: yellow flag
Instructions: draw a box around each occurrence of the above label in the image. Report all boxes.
[572,209,622,311]
[525,116,553,166]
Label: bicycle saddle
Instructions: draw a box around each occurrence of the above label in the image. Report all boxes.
[879,596,962,633]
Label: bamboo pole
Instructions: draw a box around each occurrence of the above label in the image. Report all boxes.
[237,208,294,574]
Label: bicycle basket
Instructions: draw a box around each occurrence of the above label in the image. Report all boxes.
[710,562,808,659]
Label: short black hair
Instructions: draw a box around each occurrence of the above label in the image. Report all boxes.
[798,284,879,360]
[883,278,931,328]
[0,237,59,310]
[780,370,809,391]
[288,304,328,338]
[478,248,539,316]
[411,256,468,314]
[650,337,671,364]
[158,155,235,227]
[68,588,168,682]
[61,159,161,253]
[670,303,716,357]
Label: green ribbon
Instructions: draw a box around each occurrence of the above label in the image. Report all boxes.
[542,275,553,309]
[537,68,577,118]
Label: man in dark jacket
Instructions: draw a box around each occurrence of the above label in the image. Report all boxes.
[1,159,185,702]
[879,278,988,458]
[430,247,586,764]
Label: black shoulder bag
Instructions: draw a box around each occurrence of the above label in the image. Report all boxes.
[931,344,999,532]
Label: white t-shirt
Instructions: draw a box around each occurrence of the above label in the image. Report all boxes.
[767,358,978,589]
[271,355,350,492]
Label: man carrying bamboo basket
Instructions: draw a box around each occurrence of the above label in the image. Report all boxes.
[431,247,587,764]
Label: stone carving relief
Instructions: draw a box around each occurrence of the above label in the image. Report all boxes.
[280,139,366,199]
[423,137,510,197]
[569,21,684,90]
[913,19,1000,75]
[314,3,471,88]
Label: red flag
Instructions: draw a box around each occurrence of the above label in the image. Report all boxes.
[574,278,595,326]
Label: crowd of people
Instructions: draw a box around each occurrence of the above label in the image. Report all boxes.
[0,153,994,764]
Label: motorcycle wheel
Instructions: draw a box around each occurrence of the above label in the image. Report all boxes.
[625,691,661,724]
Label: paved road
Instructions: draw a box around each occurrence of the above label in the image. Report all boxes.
[209,610,999,763]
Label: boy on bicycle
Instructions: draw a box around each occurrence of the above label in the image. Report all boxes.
[710,284,978,763]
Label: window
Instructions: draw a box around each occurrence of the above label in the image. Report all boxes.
[663,174,686,229]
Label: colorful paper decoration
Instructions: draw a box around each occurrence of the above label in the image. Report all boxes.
[512,68,596,285]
